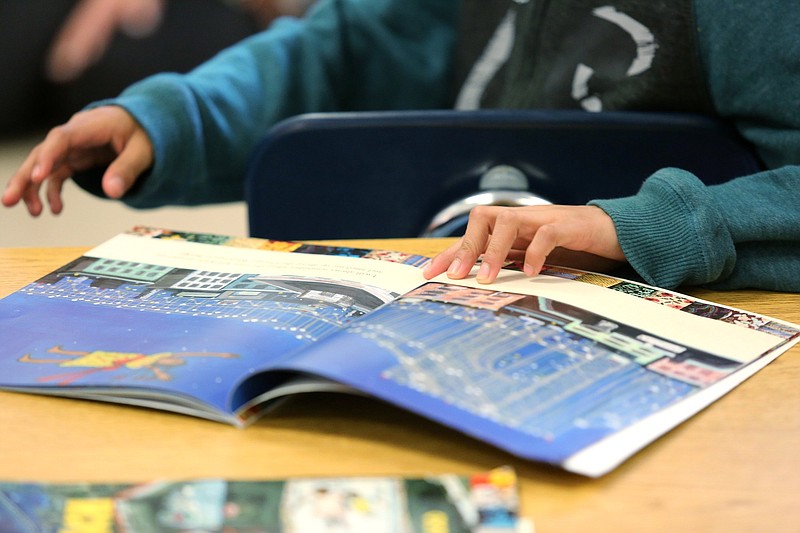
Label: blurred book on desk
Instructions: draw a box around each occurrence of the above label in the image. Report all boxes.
[0,467,523,533]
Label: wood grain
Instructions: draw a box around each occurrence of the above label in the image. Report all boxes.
[1,242,798,532]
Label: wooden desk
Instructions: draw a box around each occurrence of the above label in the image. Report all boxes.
[1,241,799,532]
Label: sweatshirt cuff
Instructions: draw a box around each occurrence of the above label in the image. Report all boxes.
[82,74,209,208]
[589,168,736,289]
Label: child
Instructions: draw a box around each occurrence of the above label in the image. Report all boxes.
[4,0,799,291]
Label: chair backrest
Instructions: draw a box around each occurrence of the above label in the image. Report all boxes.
[245,110,763,240]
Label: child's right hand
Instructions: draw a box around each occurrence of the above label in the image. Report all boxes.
[423,204,627,284]
[2,106,154,216]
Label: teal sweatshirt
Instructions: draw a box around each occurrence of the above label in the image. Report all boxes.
[96,0,800,291]
[590,1,800,291]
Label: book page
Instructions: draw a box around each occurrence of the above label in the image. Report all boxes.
[429,266,782,363]
[89,233,425,295]
[277,263,800,476]
[0,229,429,421]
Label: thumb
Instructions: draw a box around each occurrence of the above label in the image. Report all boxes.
[101,132,154,199]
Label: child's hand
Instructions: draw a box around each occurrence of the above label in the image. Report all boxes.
[2,106,153,216]
[423,204,626,283]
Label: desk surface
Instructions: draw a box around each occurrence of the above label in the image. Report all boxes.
[1,240,799,532]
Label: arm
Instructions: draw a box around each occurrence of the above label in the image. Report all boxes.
[426,0,800,292]
[590,167,800,292]
[423,167,800,293]
[591,0,800,291]
[96,0,460,207]
[3,0,459,214]
[619,0,800,291]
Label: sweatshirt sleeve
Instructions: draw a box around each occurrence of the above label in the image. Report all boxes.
[84,0,459,207]
[590,165,800,292]
[589,1,800,292]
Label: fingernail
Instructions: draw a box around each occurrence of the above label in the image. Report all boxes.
[446,257,462,276]
[105,175,126,198]
[523,263,535,276]
[32,165,43,180]
[477,262,491,282]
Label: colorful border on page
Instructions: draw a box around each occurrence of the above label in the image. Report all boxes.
[125,226,431,268]
[532,263,800,341]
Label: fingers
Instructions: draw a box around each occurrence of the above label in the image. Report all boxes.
[3,107,152,216]
[101,129,154,199]
[422,204,626,285]
[2,149,38,213]
[422,206,497,281]
[423,239,465,279]
[523,223,560,276]
[2,142,66,216]
[474,207,523,283]
[46,177,67,215]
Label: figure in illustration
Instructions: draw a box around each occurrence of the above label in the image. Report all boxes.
[19,345,238,384]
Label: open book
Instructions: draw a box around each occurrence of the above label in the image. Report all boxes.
[0,467,521,532]
[0,227,798,477]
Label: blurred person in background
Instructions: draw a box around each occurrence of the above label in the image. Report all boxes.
[0,0,313,136]
[4,0,799,292]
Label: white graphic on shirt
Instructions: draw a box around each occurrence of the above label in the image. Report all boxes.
[455,8,517,110]
[572,6,657,111]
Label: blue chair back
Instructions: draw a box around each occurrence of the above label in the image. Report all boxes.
[245,110,762,240]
